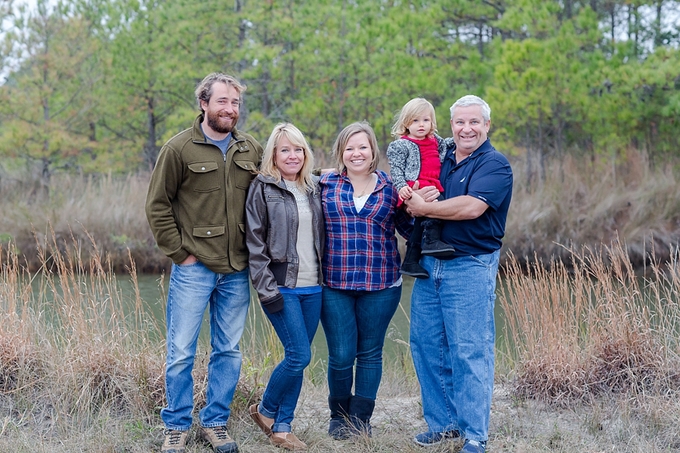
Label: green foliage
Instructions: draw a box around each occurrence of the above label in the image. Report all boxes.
[94,0,199,169]
[0,0,15,71]
[1,0,679,177]
[0,0,111,179]
[488,6,602,164]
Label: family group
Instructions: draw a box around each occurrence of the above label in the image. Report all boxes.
[145,72,514,453]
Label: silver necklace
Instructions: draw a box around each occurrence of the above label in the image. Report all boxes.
[352,174,375,197]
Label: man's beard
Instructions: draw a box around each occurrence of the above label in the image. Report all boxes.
[206,109,238,134]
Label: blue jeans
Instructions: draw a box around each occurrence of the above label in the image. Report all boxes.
[410,252,499,443]
[320,285,401,400]
[259,288,322,433]
[161,262,250,430]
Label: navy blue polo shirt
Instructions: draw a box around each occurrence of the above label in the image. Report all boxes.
[440,139,513,257]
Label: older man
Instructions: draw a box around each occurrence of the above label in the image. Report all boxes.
[146,73,263,453]
[405,95,513,453]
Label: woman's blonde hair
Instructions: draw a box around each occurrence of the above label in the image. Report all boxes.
[260,123,316,192]
[390,97,437,138]
[331,121,380,174]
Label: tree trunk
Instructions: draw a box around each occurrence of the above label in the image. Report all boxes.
[538,110,545,183]
[144,95,157,169]
[654,0,664,48]
[335,0,348,132]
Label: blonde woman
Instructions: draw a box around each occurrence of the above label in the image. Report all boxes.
[245,123,323,451]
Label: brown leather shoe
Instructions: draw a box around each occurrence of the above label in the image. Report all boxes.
[249,403,273,437]
[270,432,307,451]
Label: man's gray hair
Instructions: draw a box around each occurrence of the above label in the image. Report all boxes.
[450,95,491,122]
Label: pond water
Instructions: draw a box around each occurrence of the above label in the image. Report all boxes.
[124,274,508,367]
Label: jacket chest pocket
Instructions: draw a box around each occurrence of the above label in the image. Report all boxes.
[265,194,289,258]
[233,160,258,189]
[265,194,285,202]
[265,194,287,221]
[188,161,220,193]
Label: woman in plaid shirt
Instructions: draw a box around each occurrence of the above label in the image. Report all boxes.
[319,121,412,440]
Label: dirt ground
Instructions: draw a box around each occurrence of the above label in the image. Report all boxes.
[1,376,678,452]
[221,378,679,453]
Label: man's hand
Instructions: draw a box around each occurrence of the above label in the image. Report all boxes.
[181,254,198,265]
[411,181,440,203]
[404,190,429,217]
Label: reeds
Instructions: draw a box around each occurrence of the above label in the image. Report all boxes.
[0,229,166,427]
[1,236,680,451]
[500,239,680,406]
[0,227,294,450]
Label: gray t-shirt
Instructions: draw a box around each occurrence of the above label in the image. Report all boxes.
[202,127,231,155]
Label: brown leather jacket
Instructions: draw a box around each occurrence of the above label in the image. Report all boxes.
[245,174,324,313]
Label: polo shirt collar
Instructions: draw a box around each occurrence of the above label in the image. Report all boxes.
[449,138,493,165]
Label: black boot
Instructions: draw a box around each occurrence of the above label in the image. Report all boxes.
[400,242,429,278]
[348,395,375,437]
[421,219,456,258]
[328,395,352,440]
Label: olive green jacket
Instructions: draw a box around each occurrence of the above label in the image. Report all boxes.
[145,115,263,273]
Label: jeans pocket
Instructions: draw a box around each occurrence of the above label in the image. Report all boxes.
[469,251,499,269]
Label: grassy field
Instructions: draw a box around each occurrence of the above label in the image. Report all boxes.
[1,225,680,451]
[1,153,680,451]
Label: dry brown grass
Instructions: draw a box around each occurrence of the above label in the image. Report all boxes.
[0,231,279,451]
[0,231,167,428]
[0,172,164,274]
[2,151,680,275]
[2,162,680,450]
[500,239,680,407]
[0,246,679,451]
[505,151,680,268]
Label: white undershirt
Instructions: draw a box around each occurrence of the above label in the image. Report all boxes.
[353,194,370,212]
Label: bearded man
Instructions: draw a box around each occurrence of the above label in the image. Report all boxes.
[146,73,263,453]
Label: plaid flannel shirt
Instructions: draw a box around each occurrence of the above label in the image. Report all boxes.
[320,170,412,291]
